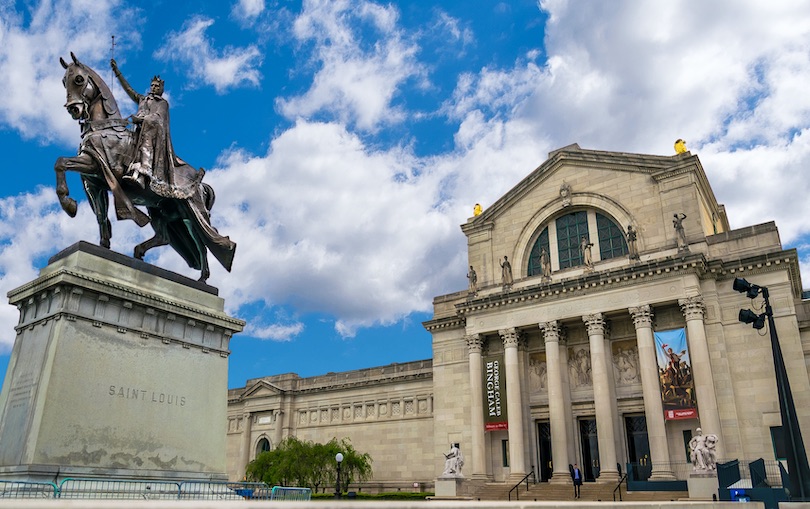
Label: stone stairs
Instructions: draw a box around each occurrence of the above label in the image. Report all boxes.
[472,481,688,502]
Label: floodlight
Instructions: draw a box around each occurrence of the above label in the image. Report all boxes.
[733,277,761,299]
[739,309,766,330]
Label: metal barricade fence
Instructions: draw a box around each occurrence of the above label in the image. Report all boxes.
[57,478,181,499]
[0,480,58,499]
[270,486,312,500]
[0,478,280,499]
[178,481,271,500]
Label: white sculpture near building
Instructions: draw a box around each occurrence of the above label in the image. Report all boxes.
[689,428,718,471]
[442,443,464,477]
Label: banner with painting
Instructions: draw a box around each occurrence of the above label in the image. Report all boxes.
[654,328,698,420]
[482,354,508,431]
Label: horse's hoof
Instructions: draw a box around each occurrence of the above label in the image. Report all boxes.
[100,240,110,249]
[133,249,144,260]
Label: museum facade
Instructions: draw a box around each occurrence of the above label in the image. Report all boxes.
[226,144,810,490]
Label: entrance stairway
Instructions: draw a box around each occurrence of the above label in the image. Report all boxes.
[472,481,688,502]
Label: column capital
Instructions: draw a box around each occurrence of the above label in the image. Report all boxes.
[465,334,484,353]
[499,328,521,348]
[629,305,654,329]
[582,313,607,336]
[679,296,705,321]
[539,321,564,345]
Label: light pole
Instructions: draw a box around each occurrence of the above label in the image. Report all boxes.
[733,277,810,500]
[335,452,344,499]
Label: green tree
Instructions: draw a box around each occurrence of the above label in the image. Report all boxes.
[245,436,372,492]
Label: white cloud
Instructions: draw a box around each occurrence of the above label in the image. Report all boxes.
[0,0,139,146]
[246,321,305,341]
[155,17,262,93]
[277,0,426,131]
[205,119,463,335]
[232,0,265,21]
[447,1,810,249]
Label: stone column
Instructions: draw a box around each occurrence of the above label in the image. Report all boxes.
[679,296,724,459]
[466,333,488,478]
[630,305,675,480]
[240,412,252,479]
[540,321,571,484]
[559,340,576,463]
[273,409,284,447]
[500,328,526,479]
[583,314,620,482]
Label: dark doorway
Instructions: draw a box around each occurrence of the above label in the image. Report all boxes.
[579,418,600,481]
[537,422,552,481]
[625,415,651,480]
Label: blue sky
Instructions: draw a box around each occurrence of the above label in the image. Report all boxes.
[1,0,809,389]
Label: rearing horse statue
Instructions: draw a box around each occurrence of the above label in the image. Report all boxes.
[54,53,236,282]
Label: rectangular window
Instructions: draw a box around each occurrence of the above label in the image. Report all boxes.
[502,439,510,467]
[682,430,692,462]
[771,426,787,461]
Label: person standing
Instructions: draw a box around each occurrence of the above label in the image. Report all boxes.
[570,463,583,498]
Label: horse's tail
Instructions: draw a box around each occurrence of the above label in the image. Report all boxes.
[202,182,216,212]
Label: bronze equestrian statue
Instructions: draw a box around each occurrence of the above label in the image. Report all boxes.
[54,53,235,282]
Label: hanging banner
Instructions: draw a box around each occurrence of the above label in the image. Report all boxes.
[654,328,698,420]
[483,354,508,431]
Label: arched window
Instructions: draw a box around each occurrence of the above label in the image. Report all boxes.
[256,437,271,457]
[527,209,628,275]
[527,227,550,276]
[596,213,628,260]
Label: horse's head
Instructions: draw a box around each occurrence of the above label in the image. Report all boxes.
[60,52,120,121]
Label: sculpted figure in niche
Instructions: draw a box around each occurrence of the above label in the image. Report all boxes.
[673,213,688,251]
[626,225,639,260]
[442,443,464,477]
[540,247,551,279]
[580,236,594,269]
[500,256,513,290]
[467,265,478,296]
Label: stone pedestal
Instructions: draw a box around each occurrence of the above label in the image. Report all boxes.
[434,477,465,498]
[0,242,244,482]
[687,472,719,500]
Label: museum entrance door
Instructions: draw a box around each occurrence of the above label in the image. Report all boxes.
[579,418,600,481]
[625,415,651,480]
[537,421,552,481]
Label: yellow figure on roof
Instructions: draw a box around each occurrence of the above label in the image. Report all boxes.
[674,139,687,154]
[473,203,482,216]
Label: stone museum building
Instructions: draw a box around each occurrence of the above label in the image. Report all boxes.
[226,144,810,491]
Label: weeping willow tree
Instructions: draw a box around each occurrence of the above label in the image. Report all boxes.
[246,436,372,492]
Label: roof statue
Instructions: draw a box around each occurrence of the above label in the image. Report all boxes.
[53,53,236,283]
[674,139,688,154]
